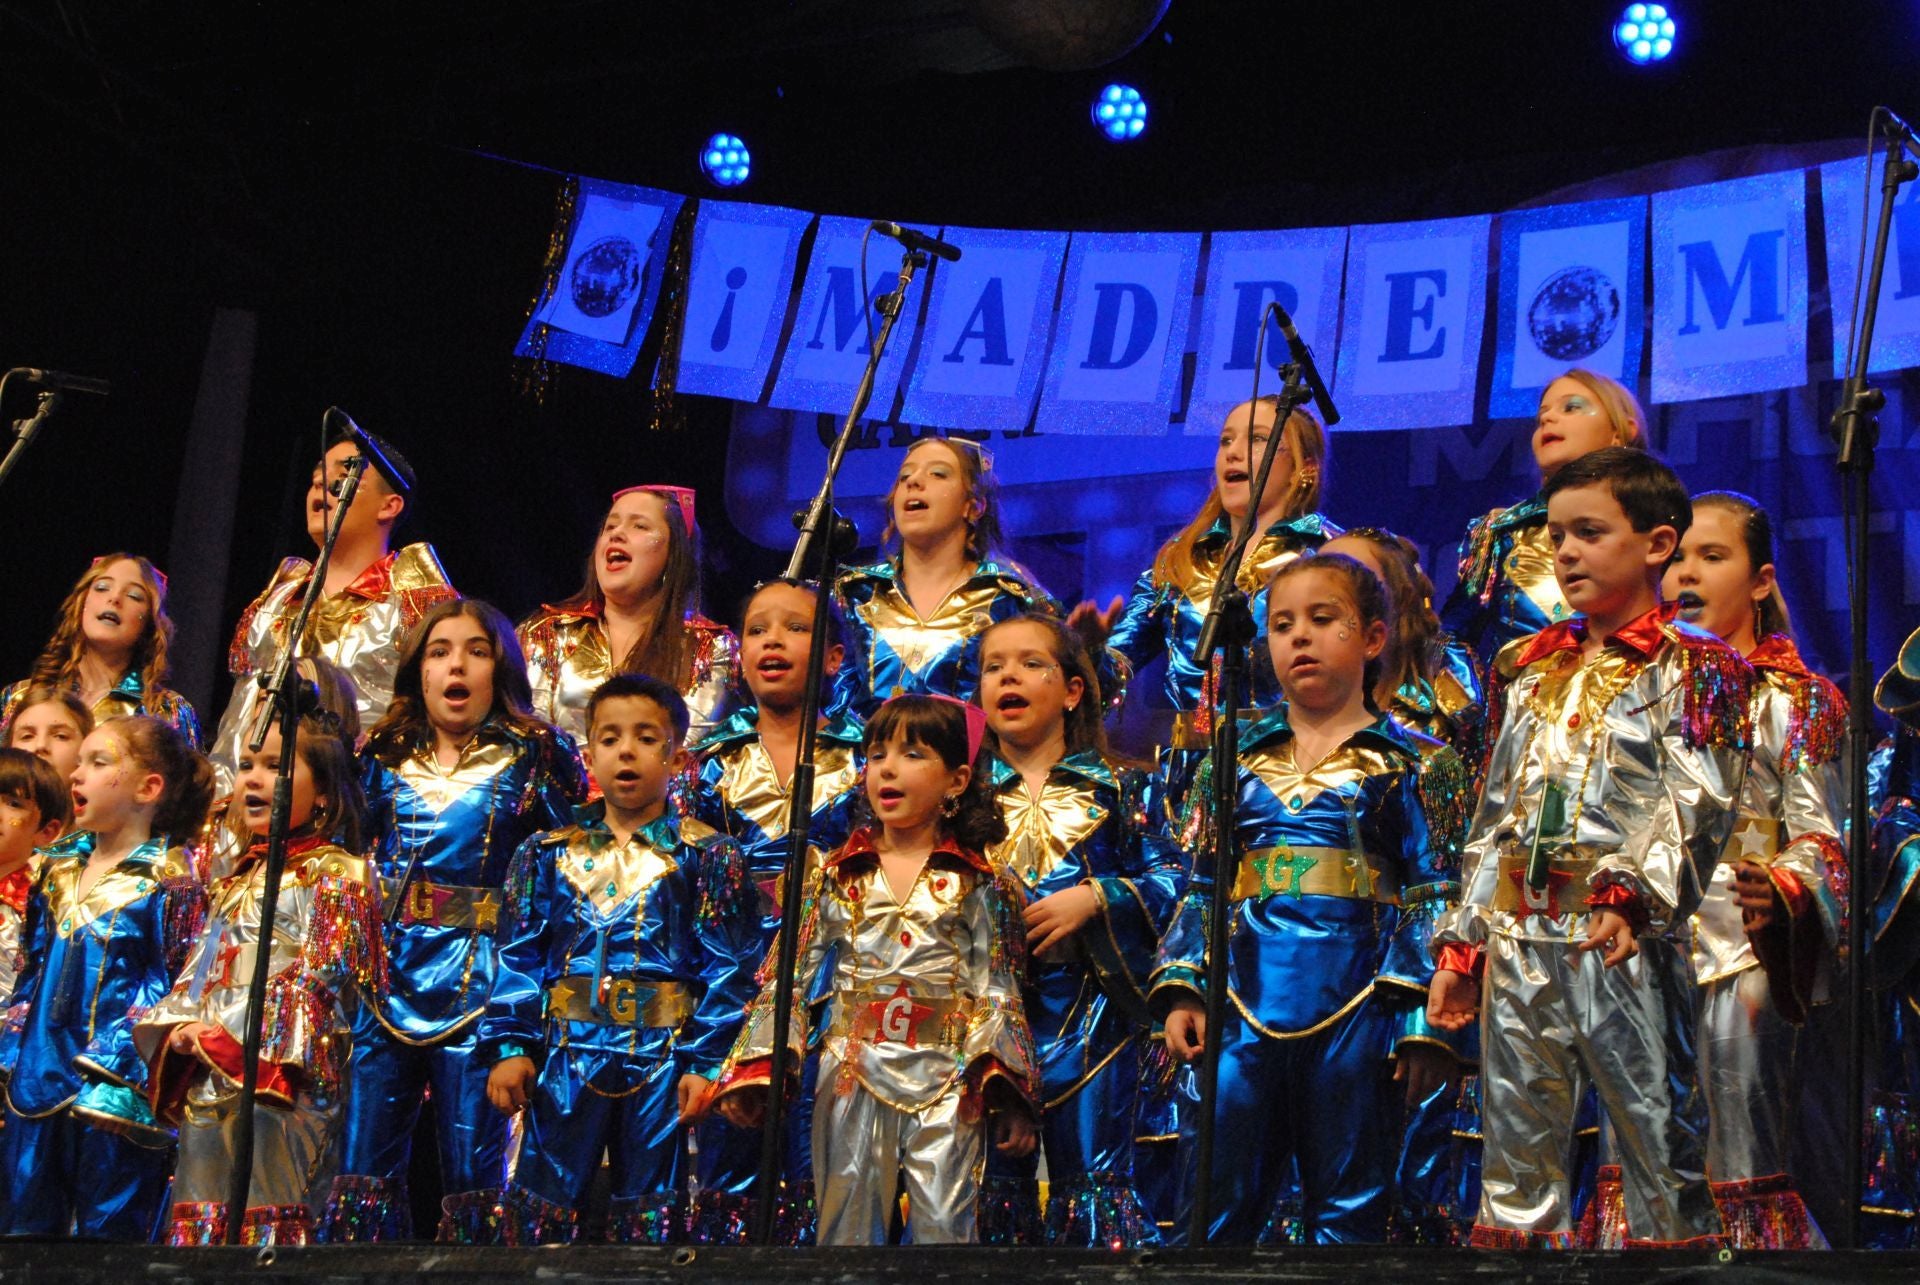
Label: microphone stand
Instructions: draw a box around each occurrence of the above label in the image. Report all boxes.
[1185,331,1313,1245]
[0,376,65,494]
[221,450,368,1244]
[748,242,928,1245]
[1832,111,1918,1252]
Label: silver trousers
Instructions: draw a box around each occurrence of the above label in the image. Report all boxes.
[811,1051,984,1245]
[1477,932,1721,1243]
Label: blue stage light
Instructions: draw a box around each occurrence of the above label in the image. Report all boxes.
[1614,3,1676,63]
[700,133,752,187]
[1092,84,1147,141]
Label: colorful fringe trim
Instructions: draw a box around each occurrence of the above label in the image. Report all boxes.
[501,1183,580,1246]
[316,1173,410,1243]
[779,1178,818,1247]
[606,1192,681,1244]
[437,1187,508,1245]
[1387,1206,1466,1247]
[1256,1193,1305,1247]
[167,1201,315,1246]
[1578,1164,1626,1249]
[976,1171,1044,1246]
[1043,1172,1162,1248]
[1469,1223,1574,1250]
[1863,1090,1920,1248]
[687,1189,753,1246]
[1712,1173,1824,1250]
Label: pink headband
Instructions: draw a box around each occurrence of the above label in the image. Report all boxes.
[91,556,167,595]
[613,484,697,533]
[923,693,987,762]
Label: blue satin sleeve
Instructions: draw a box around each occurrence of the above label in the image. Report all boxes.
[0,870,53,1077]
[477,835,557,1069]
[1084,773,1188,1024]
[532,732,587,830]
[677,838,762,1081]
[77,892,178,1090]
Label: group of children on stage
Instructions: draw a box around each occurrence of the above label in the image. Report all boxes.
[0,367,1889,1251]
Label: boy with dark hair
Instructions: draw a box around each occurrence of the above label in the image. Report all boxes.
[478,673,762,1243]
[1428,446,1750,1247]
[209,425,456,789]
[0,748,69,1002]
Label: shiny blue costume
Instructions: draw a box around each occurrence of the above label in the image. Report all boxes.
[1440,495,1568,669]
[1867,728,1920,1245]
[320,719,582,1243]
[1105,512,1337,1232]
[684,706,865,1243]
[833,557,1058,714]
[978,750,1183,1247]
[0,832,204,1239]
[1148,710,1467,1245]
[1105,513,1339,720]
[477,805,761,1244]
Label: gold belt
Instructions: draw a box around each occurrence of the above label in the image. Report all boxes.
[545,977,695,1030]
[384,878,504,932]
[1725,814,1784,863]
[1491,846,1607,915]
[1231,845,1400,904]
[828,987,973,1048]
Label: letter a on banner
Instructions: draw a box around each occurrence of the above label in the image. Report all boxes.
[1651,170,1807,403]
[516,179,686,377]
[768,215,936,416]
[900,227,1068,432]
[1189,227,1348,436]
[1333,214,1492,431]
[1821,156,1920,376]
[1038,231,1201,435]
[1489,198,1647,421]
[677,201,815,402]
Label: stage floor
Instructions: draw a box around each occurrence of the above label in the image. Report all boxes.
[0,1244,1915,1283]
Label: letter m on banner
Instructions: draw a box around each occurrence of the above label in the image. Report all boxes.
[1651,170,1807,403]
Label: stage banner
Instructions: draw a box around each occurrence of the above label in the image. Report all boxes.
[899,226,1068,432]
[515,179,685,377]
[1037,230,1201,435]
[1332,213,1491,432]
[676,200,814,401]
[768,216,938,416]
[1489,198,1647,421]
[1651,169,1808,403]
[1187,227,1348,437]
[1820,155,1920,377]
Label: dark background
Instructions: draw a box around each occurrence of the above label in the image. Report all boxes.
[2,0,1912,720]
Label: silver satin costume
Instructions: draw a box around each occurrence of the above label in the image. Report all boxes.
[210,543,457,787]
[1434,605,1751,1248]
[1585,633,1845,1249]
[713,829,1038,1245]
[134,838,386,1246]
[517,604,737,748]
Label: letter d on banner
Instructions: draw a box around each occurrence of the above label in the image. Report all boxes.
[1038,231,1201,436]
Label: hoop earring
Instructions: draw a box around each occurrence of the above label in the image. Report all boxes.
[940,794,960,817]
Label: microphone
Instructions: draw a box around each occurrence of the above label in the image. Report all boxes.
[323,407,413,499]
[1882,107,1920,155]
[11,368,111,396]
[870,221,962,263]
[1266,302,1341,427]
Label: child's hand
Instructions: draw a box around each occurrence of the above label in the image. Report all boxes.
[1392,1044,1458,1109]
[716,1087,768,1130]
[1426,969,1480,1032]
[1733,861,1777,929]
[993,1109,1038,1158]
[1065,596,1126,646]
[167,1022,217,1054]
[677,1073,713,1123]
[1578,908,1638,968]
[486,1056,537,1115]
[1163,996,1206,1062]
[1024,885,1100,958]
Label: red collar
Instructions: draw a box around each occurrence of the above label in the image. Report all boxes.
[1747,632,1810,678]
[827,826,992,875]
[233,831,330,876]
[337,551,399,602]
[0,864,31,916]
[1515,603,1671,668]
